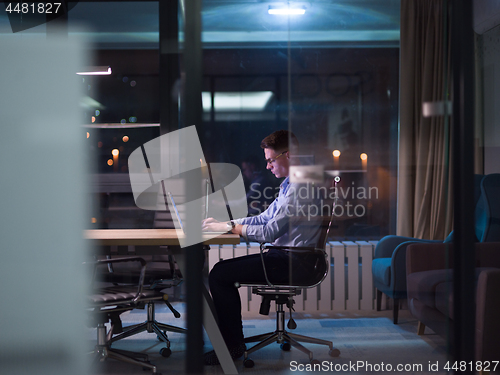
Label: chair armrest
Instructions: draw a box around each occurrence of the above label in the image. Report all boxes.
[262,245,324,254]
[391,241,437,290]
[374,235,440,259]
[406,243,451,275]
[87,256,147,304]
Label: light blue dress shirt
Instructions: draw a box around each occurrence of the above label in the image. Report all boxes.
[234,176,324,247]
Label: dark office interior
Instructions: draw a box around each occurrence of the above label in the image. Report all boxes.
[1,1,499,374]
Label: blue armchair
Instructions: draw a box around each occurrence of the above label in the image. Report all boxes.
[475,173,500,242]
[372,174,486,324]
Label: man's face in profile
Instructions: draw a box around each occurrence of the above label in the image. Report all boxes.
[264,148,289,179]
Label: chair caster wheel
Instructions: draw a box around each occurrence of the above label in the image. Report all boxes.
[160,347,172,357]
[280,342,291,351]
[329,348,341,357]
[311,359,321,365]
[243,358,255,368]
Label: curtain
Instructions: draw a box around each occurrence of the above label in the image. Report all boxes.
[398,0,453,239]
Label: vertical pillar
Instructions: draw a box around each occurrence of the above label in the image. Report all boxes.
[183,0,204,373]
[159,0,180,136]
[451,0,475,367]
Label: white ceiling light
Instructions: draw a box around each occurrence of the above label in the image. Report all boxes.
[268,6,306,15]
[202,91,273,112]
[76,66,112,75]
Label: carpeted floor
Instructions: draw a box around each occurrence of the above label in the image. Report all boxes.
[87,302,450,375]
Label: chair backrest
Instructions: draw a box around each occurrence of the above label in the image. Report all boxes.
[98,186,181,285]
[476,173,500,242]
[314,176,340,250]
[240,177,341,290]
[474,174,485,205]
[286,177,340,287]
[444,174,484,243]
[315,202,336,250]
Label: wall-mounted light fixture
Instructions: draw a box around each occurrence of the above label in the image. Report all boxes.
[268,6,306,15]
[202,91,273,112]
[76,66,112,76]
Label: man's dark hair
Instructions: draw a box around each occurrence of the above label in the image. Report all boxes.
[260,130,299,152]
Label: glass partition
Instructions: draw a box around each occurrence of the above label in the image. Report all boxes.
[198,1,400,241]
[68,2,161,229]
[65,0,494,372]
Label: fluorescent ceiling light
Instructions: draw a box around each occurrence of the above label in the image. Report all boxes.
[76,66,112,75]
[202,91,273,112]
[268,7,306,15]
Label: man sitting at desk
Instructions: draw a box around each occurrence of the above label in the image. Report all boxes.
[202,130,325,365]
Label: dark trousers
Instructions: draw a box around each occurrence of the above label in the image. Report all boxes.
[208,249,322,347]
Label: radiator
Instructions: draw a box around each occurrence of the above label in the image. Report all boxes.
[208,241,380,313]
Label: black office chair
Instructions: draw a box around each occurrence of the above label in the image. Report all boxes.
[98,207,187,357]
[237,178,341,368]
[87,256,166,374]
[100,256,185,358]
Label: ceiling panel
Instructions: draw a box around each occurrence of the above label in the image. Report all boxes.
[0,0,400,48]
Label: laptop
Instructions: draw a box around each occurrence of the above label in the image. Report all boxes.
[165,188,227,236]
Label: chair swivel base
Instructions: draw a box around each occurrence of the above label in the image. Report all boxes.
[90,324,161,374]
[242,305,340,368]
[108,301,187,357]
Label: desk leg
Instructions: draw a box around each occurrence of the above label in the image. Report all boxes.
[171,248,238,375]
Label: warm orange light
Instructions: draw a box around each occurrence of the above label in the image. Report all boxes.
[111,149,119,156]
[122,135,129,142]
[107,159,114,166]
[91,217,97,224]
[91,116,96,123]
[86,132,90,139]
[332,150,341,158]
[360,153,368,161]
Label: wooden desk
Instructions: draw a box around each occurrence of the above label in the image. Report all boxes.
[85,229,240,247]
[85,229,240,375]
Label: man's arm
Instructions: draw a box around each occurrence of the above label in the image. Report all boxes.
[243,182,322,245]
[234,197,277,226]
[243,199,290,243]
[241,183,298,243]
[202,195,278,235]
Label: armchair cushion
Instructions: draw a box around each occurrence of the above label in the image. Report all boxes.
[434,280,454,320]
[408,267,496,314]
[372,239,439,299]
[407,269,453,310]
[406,241,500,361]
[476,269,500,362]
